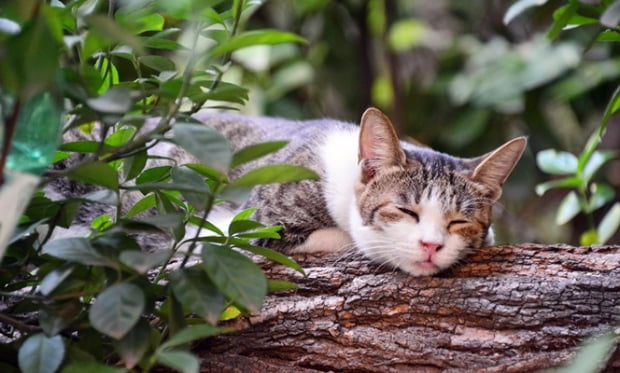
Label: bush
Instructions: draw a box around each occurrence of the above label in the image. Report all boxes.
[0,1,312,372]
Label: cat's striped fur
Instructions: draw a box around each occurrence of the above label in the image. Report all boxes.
[195,108,526,276]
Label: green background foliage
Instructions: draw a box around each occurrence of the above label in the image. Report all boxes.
[0,0,619,372]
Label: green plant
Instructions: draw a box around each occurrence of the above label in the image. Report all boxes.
[0,1,312,372]
[507,0,620,245]
[535,131,619,245]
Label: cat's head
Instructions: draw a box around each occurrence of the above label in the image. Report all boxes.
[351,108,526,276]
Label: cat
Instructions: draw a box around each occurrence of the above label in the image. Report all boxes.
[192,107,527,276]
[47,107,526,277]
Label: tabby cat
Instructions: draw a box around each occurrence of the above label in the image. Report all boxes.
[192,107,527,276]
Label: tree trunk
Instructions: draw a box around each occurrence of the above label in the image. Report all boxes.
[195,244,620,372]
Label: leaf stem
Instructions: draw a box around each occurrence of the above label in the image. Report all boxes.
[0,100,21,184]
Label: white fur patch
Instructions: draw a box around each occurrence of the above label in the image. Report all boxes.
[319,127,361,232]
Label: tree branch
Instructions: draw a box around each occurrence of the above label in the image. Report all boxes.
[195,243,620,372]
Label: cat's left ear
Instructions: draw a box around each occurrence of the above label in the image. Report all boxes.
[470,137,527,200]
[358,108,407,184]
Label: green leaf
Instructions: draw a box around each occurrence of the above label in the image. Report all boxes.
[557,332,617,373]
[194,83,249,104]
[187,215,225,236]
[39,301,82,337]
[123,150,148,181]
[598,202,620,244]
[86,87,133,114]
[581,228,599,245]
[228,219,264,235]
[548,1,578,40]
[173,123,232,171]
[504,0,549,25]
[169,267,226,325]
[59,140,107,153]
[89,212,111,231]
[40,265,74,296]
[114,318,151,369]
[42,238,116,267]
[53,151,71,163]
[156,351,199,373]
[143,36,184,50]
[185,163,227,182]
[232,207,257,222]
[124,193,156,218]
[120,250,171,274]
[167,293,186,340]
[136,166,171,184]
[208,30,306,59]
[536,149,578,175]
[601,0,620,28]
[583,150,617,184]
[67,161,119,190]
[170,167,210,209]
[268,279,299,292]
[201,244,267,313]
[556,191,582,225]
[388,19,426,52]
[116,11,164,34]
[228,238,302,273]
[85,14,145,55]
[18,333,65,373]
[89,283,145,340]
[78,190,119,205]
[161,325,230,350]
[129,213,184,230]
[597,30,620,42]
[587,183,615,213]
[235,225,282,240]
[139,55,176,72]
[61,362,127,373]
[220,305,241,321]
[106,128,136,147]
[231,141,288,168]
[227,164,319,189]
[0,10,62,99]
[599,84,620,138]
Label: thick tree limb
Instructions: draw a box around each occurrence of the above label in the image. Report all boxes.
[196,244,620,372]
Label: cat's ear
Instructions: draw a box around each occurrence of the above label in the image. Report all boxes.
[358,107,406,183]
[470,137,527,200]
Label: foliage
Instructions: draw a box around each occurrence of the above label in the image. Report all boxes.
[505,0,620,245]
[507,1,620,370]
[0,0,311,372]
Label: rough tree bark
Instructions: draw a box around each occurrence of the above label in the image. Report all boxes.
[195,244,620,372]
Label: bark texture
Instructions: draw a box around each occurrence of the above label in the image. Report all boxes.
[196,244,620,372]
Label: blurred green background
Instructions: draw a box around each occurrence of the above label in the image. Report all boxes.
[218,0,620,245]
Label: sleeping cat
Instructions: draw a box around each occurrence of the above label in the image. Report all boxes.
[191,107,527,276]
[48,108,526,277]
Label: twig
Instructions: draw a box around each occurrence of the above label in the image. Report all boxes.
[0,312,41,334]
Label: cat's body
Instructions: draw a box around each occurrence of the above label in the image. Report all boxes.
[193,108,526,276]
[48,108,526,276]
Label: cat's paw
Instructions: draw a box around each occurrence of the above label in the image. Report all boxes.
[290,227,353,254]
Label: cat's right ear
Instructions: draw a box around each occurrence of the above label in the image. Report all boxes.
[358,107,406,184]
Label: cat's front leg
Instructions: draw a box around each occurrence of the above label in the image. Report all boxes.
[289,227,353,254]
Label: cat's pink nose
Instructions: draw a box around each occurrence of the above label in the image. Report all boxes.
[419,240,442,254]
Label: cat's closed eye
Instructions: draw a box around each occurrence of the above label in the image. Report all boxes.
[447,219,469,230]
[396,207,419,222]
